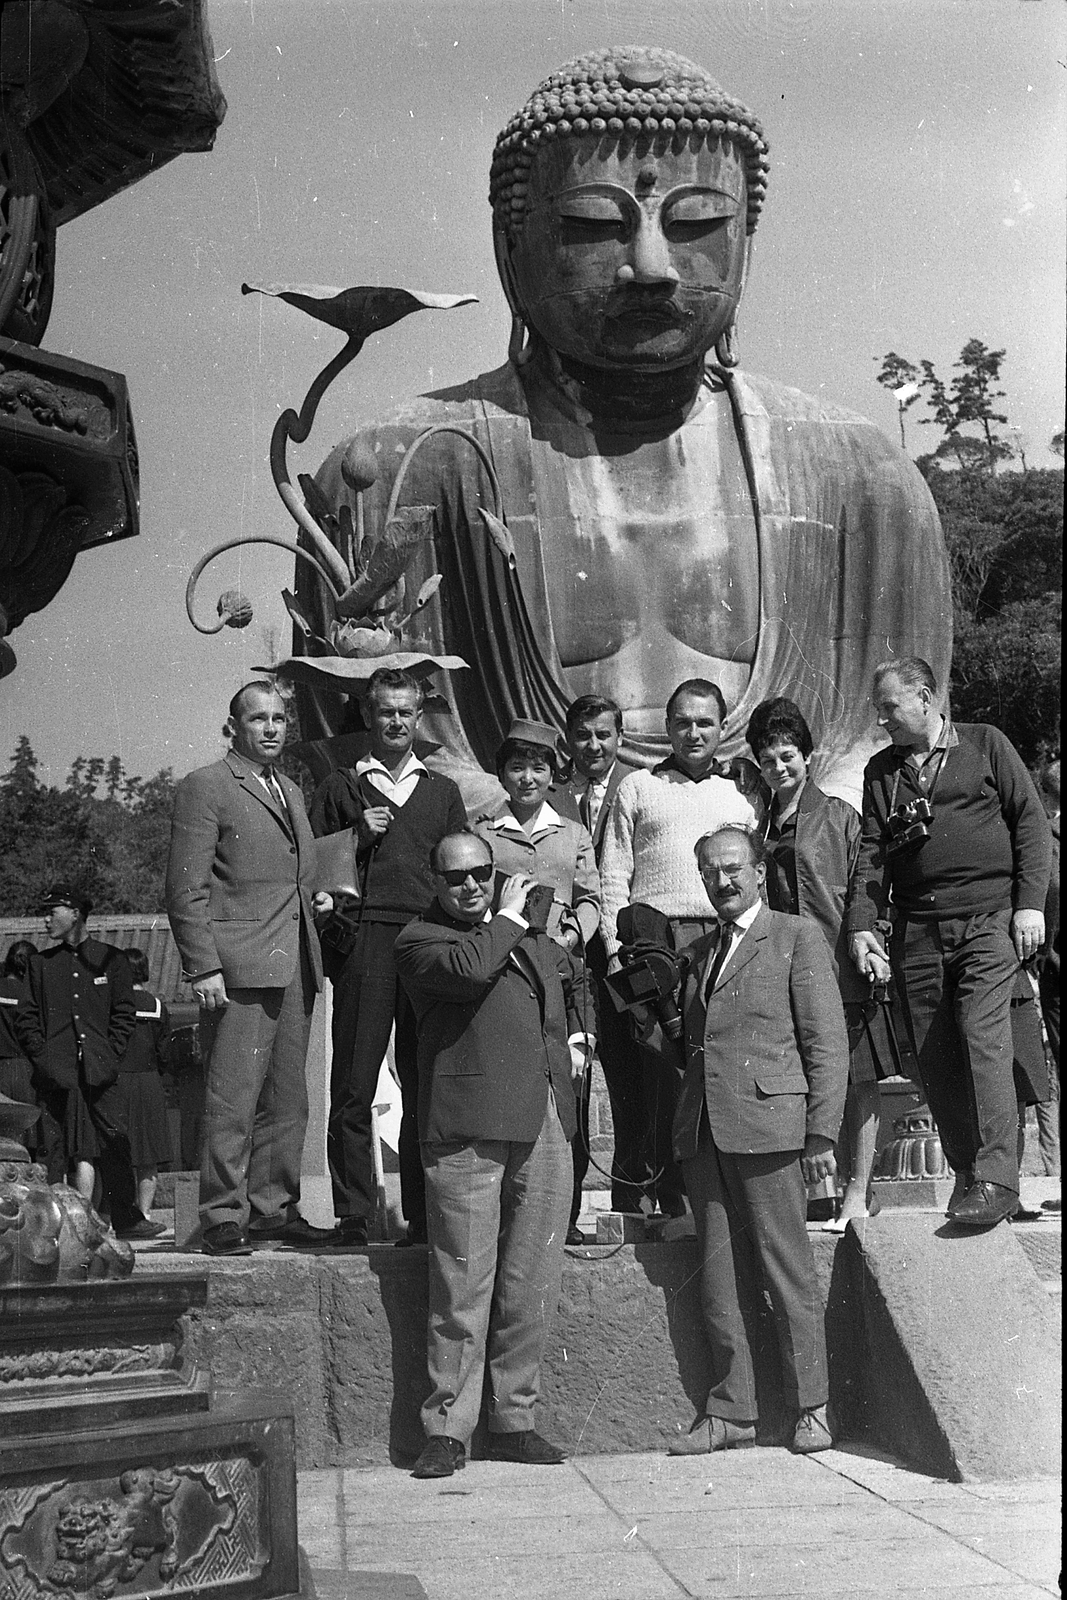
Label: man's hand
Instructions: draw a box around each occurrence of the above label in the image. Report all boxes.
[357,805,392,847]
[1012,909,1045,963]
[193,972,228,1011]
[312,891,334,918]
[850,931,891,985]
[568,1033,595,1082]
[801,1135,837,1187]
[499,872,535,919]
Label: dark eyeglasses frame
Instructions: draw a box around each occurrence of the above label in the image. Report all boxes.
[438,863,494,887]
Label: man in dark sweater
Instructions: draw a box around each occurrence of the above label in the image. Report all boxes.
[310,668,467,1245]
[848,658,1051,1228]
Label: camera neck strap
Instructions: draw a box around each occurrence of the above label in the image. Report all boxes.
[889,741,948,816]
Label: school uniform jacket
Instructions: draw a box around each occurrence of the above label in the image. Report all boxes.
[17,937,136,1089]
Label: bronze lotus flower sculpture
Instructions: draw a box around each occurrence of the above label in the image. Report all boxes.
[184,281,517,702]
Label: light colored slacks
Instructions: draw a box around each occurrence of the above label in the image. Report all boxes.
[198,951,313,1231]
[421,1094,571,1445]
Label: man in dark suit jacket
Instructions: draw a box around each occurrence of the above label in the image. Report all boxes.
[17,882,153,1238]
[561,694,647,1224]
[166,681,336,1256]
[394,831,594,1479]
[670,825,848,1457]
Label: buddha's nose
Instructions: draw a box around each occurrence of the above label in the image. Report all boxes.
[618,217,679,286]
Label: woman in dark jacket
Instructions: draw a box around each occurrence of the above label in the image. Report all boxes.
[746,699,890,1227]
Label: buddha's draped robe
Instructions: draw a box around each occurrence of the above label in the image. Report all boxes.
[296,361,950,811]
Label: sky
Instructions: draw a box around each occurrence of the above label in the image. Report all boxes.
[4,0,1063,787]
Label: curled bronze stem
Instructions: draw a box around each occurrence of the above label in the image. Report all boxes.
[268,337,364,591]
[384,423,505,526]
[186,534,341,634]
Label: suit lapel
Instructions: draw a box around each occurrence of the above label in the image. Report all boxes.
[227,751,294,838]
[713,904,770,990]
[593,762,625,853]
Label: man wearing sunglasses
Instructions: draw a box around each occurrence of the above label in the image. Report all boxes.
[394,831,594,1478]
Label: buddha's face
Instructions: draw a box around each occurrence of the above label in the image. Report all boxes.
[507,134,747,371]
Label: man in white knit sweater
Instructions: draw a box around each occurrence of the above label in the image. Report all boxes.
[599,680,758,1215]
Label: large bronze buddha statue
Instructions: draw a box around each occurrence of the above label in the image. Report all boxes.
[297,47,949,806]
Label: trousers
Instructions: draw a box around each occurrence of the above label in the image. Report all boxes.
[683,1124,827,1422]
[421,1095,571,1444]
[893,910,1020,1192]
[198,949,313,1231]
[326,917,423,1228]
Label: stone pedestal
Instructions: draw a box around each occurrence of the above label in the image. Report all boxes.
[0,1276,210,1436]
[0,1272,302,1599]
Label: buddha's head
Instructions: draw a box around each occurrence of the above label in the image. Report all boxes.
[490,48,769,374]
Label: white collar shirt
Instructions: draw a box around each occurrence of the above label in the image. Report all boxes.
[575,764,616,834]
[488,800,564,843]
[356,751,427,807]
[703,898,762,996]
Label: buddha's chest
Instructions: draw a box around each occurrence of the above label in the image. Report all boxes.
[523,405,759,672]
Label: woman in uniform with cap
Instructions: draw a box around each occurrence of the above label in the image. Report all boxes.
[475,719,600,1243]
[474,719,601,954]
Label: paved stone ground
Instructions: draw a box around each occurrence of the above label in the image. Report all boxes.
[296,1446,1061,1600]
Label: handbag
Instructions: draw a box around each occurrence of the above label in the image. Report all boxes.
[313,827,361,900]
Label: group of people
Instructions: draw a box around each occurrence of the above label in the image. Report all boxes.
[161,658,1056,1478]
[1,896,174,1240]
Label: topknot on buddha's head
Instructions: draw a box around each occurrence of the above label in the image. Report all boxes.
[490,47,770,245]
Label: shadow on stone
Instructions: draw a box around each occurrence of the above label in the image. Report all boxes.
[364,1249,430,1467]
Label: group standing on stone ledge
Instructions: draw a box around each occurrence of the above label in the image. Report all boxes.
[156,645,1054,1477]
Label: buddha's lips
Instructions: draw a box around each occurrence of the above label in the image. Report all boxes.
[604,299,685,327]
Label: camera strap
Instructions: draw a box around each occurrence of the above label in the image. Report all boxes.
[889,741,948,816]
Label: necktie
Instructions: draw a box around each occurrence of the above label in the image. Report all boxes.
[579,785,592,831]
[262,766,289,819]
[703,921,736,1002]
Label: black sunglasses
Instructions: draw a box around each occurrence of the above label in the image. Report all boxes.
[438,862,494,887]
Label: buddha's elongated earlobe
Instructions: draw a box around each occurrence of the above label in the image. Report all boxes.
[715,238,751,369]
[494,219,535,368]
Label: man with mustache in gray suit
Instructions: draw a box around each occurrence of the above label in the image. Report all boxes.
[670,825,848,1457]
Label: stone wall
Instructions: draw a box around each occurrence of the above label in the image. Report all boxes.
[144,1225,1061,1480]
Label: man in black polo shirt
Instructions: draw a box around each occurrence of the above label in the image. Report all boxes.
[848,658,1051,1228]
[310,668,467,1245]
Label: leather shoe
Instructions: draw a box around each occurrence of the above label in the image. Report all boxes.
[396,1220,428,1248]
[951,1180,1019,1228]
[201,1223,252,1257]
[412,1436,465,1479]
[668,1415,756,1455]
[484,1430,567,1464]
[336,1217,370,1247]
[792,1405,833,1455]
[248,1215,343,1249]
[945,1167,974,1217]
[114,1216,167,1241]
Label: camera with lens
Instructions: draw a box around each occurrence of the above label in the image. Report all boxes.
[605,904,693,1043]
[885,795,933,856]
[522,881,555,931]
[606,948,690,1041]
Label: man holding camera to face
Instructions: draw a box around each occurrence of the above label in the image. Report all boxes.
[848,658,1051,1229]
[394,831,594,1478]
